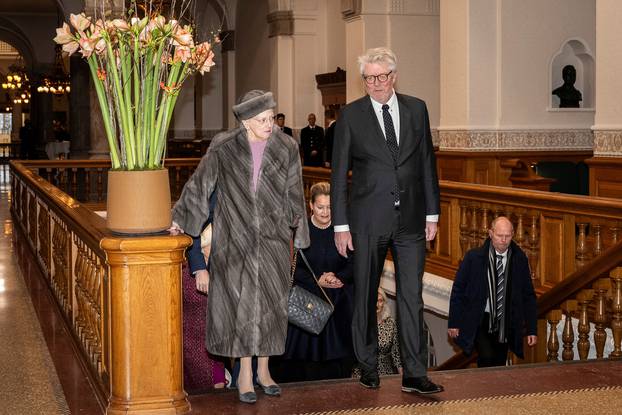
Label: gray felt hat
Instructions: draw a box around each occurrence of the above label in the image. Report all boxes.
[232,90,277,121]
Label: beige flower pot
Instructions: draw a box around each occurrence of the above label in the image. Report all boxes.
[106,169,172,234]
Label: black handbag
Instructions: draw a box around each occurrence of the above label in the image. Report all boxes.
[287,250,334,335]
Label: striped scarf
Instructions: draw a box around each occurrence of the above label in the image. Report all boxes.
[486,245,511,343]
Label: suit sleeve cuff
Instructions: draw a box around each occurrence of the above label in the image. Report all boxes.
[334,224,350,232]
[426,215,439,222]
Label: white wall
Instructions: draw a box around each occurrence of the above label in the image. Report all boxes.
[499,0,595,128]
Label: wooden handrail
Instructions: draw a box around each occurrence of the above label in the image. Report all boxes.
[537,240,622,317]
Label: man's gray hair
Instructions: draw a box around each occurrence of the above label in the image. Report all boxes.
[357,47,398,75]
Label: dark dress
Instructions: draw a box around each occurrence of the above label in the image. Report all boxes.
[273,219,354,382]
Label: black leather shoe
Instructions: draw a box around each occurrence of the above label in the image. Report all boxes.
[401,376,443,394]
[359,369,380,389]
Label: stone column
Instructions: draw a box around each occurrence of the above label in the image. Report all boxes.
[587,0,622,197]
[69,56,91,159]
[220,30,236,129]
[11,103,22,142]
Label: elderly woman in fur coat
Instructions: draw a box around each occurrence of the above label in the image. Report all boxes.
[172,90,310,404]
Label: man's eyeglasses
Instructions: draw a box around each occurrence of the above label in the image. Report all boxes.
[362,71,392,84]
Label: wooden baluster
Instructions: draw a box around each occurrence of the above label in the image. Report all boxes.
[610,267,622,360]
[459,203,469,257]
[592,224,603,258]
[561,300,577,361]
[576,289,593,360]
[547,310,562,362]
[611,227,620,247]
[97,169,104,202]
[479,206,489,245]
[575,222,589,269]
[514,212,525,249]
[85,170,91,202]
[592,280,610,359]
[527,213,540,284]
[71,168,78,199]
[469,205,478,250]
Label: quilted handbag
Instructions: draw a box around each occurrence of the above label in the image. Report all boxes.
[287,250,334,335]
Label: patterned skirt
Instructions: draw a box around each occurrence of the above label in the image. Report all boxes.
[182,265,226,394]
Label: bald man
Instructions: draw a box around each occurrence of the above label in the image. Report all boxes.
[447,216,537,367]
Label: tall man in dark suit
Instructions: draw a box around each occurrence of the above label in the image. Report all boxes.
[448,216,537,367]
[300,113,325,166]
[330,47,442,394]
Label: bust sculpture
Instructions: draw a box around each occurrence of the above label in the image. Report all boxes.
[552,65,582,108]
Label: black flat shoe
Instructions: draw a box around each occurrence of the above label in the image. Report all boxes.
[258,382,281,396]
[238,391,257,404]
[359,369,380,389]
[401,376,443,394]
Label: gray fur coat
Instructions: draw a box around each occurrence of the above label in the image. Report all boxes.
[172,126,310,357]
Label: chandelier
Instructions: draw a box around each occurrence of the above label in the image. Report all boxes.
[37,45,70,94]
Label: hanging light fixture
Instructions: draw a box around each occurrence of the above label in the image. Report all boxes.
[37,45,70,95]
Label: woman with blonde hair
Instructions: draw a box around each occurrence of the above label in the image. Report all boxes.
[274,181,355,382]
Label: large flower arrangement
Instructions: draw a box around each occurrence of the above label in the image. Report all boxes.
[54,2,216,170]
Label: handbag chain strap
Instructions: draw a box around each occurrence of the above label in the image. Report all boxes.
[292,249,334,308]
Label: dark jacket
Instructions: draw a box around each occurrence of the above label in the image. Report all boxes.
[330,94,439,236]
[448,239,537,358]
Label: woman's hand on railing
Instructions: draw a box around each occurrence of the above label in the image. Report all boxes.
[168,221,184,235]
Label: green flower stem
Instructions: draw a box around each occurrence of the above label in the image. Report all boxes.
[87,57,121,169]
[133,36,143,167]
[107,39,135,169]
[119,40,137,167]
[150,60,181,167]
[148,43,165,161]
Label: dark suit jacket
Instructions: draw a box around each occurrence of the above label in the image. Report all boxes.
[448,239,537,358]
[300,125,325,166]
[281,126,293,137]
[330,93,440,236]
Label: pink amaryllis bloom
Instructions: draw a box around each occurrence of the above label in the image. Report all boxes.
[54,23,80,55]
[69,13,91,33]
[53,22,75,44]
[173,46,192,63]
[79,37,95,58]
[172,25,193,47]
[193,42,216,74]
[111,18,131,32]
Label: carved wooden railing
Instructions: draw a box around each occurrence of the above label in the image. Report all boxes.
[19,159,200,207]
[300,167,622,295]
[10,160,192,415]
[537,262,622,363]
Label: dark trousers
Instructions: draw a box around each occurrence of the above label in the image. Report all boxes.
[475,312,509,367]
[351,210,428,378]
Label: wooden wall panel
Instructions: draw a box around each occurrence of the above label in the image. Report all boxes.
[539,215,574,289]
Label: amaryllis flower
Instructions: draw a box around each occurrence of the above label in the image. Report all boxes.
[53,23,75,45]
[79,37,95,58]
[172,25,193,47]
[69,13,91,33]
[173,46,192,63]
[193,42,216,74]
[97,68,106,81]
[112,19,130,32]
[153,15,166,30]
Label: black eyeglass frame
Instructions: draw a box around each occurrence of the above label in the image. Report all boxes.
[362,71,393,84]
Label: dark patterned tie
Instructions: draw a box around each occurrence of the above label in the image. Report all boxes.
[382,104,400,206]
[495,254,505,321]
